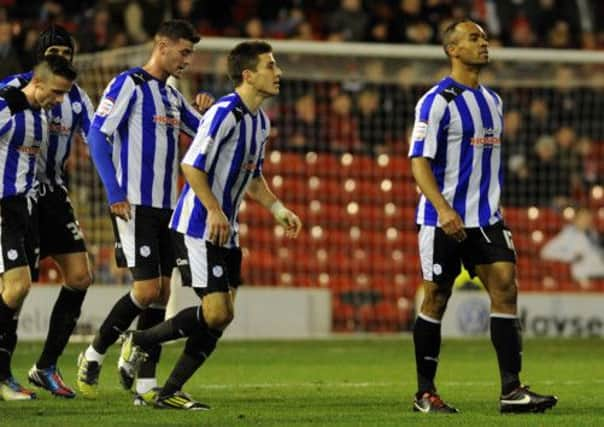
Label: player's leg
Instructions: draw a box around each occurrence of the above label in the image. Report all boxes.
[131,275,170,403]
[157,243,241,404]
[119,236,238,409]
[133,212,174,401]
[77,206,161,398]
[0,196,38,401]
[470,223,557,413]
[0,265,38,401]
[29,188,93,397]
[413,225,459,414]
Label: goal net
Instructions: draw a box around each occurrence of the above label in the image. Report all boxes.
[49,39,604,332]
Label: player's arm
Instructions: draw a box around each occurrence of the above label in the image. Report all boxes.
[411,157,465,241]
[246,175,302,239]
[180,106,233,245]
[192,91,214,114]
[181,164,230,246]
[408,94,465,241]
[88,74,136,220]
[177,90,207,138]
[88,128,130,220]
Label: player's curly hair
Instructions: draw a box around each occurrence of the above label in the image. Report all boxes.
[36,25,74,63]
[156,20,200,44]
[227,41,273,87]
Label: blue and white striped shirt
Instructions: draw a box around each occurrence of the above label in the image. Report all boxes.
[170,92,270,247]
[0,71,94,187]
[408,76,504,227]
[90,67,201,209]
[0,86,47,199]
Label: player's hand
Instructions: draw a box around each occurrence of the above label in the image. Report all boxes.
[207,207,230,246]
[110,200,132,221]
[271,202,302,238]
[193,91,214,114]
[438,206,466,242]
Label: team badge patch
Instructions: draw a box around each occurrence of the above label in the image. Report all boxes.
[72,101,82,114]
[212,265,224,278]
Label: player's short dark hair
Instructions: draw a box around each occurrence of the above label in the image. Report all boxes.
[36,25,74,62]
[35,54,78,81]
[227,41,273,87]
[156,20,200,44]
[442,19,475,57]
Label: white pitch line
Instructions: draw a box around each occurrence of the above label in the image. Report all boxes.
[197,378,604,390]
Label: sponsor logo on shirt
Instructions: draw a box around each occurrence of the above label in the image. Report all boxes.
[17,146,40,155]
[471,128,500,146]
[153,115,181,127]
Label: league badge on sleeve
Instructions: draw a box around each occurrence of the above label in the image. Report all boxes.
[97,98,115,117]
[411,121,428,142]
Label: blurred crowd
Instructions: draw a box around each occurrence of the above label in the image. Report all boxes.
[1,0,604,76]
[1,0,601,287]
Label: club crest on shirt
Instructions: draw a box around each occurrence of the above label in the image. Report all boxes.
[72,101,82,114]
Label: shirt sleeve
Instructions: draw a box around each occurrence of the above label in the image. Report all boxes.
[77,87,95,142]
[253,112,270,178]
[0,74,23,89]
[90,73,137,137]
[0,100,13,137]
[176,90,202,138]
[181,105,235,173]
[408,92,448,159]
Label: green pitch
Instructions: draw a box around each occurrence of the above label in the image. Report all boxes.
[1,338,602,426]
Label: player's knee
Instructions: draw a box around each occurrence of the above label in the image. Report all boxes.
[3,278,31,306]
[422,285,452,314]
[64,268,93,290]
[132,284,161,307]
[204,306,234,330]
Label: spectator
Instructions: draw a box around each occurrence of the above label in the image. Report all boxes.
[0,21,21,76]
[356,87,388,155]
[171,0,204,28]
[554,126,583,192]
[282,92,322,152]
[327,0,367,42]
[541,207,604,288]
[242,17,265,39]
[77,7,126,53]
[527,135,571,207]
[326,90,361,153]
[123,0,168,44]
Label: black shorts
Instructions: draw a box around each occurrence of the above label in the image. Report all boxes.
[110,205,175,281]
[418,221,516,285]
[0,195,39,278]
[172,231,242,297]
[37,184,87,259]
